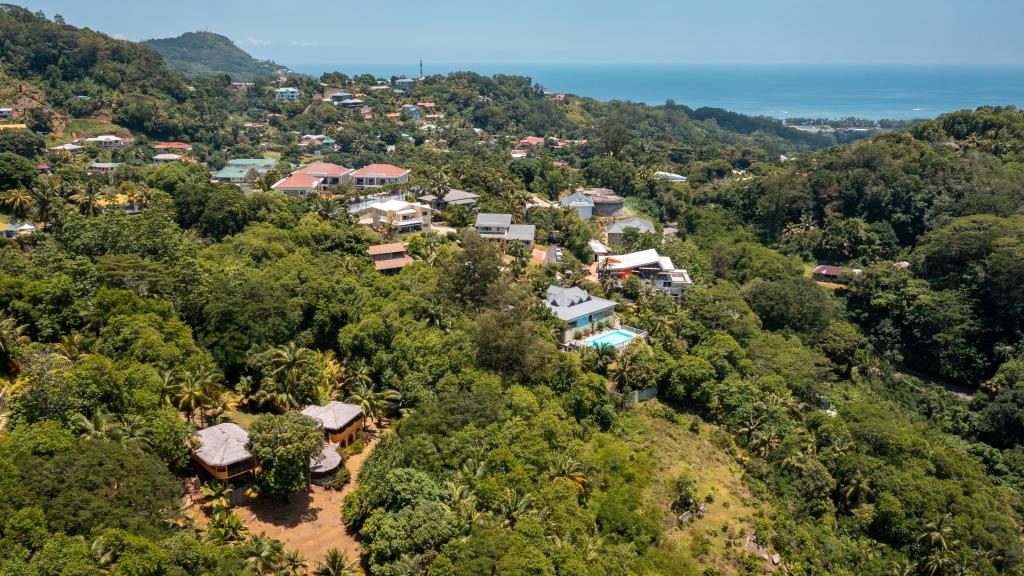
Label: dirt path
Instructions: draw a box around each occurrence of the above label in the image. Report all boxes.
[232,430,381,564]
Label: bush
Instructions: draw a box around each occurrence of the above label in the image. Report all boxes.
[345,440,366,457]
[321,468,351,491]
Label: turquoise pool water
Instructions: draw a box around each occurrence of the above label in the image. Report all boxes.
[584,330,637,348]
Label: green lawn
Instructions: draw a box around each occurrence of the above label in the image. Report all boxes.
[222,409,259,431]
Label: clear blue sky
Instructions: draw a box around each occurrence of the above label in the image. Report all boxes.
[17,0,1024,68]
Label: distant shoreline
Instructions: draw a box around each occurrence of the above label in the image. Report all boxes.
[288,63,1024,121]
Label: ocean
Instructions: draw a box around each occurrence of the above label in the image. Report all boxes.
[290,64,1024,121]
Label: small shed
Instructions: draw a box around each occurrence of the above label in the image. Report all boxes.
[192,423,254,480]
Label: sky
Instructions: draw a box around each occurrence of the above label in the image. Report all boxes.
[16,0,1024,70]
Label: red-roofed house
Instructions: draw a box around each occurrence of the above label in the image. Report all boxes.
[416,102,436,109]
[351,164,411,189]
[271,173,323,197]
[519,136,545,147]
[153,141,193,152]
[293,162,353,189]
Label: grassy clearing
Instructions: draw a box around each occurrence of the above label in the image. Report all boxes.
[222,409,258,431]
[621,401,763,575]
[54,118,124,143]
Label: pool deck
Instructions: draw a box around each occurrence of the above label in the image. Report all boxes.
[568,326,647,351]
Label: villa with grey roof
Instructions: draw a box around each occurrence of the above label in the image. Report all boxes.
[192,423,255,480]
[560,191,595,220]
[301,401,364,446]
[475,213,536,249]
[419,189,480,211]
[544,285,618,342]
[607,217,656,245]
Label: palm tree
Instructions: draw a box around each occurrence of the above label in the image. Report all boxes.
[346,381,401,425]
[73,409,122,441]
[70,181,104,217]
[282,549,308,576]
[313,548,360,576]
[549,454,589,494]
[204,386,241,424]
[242,533,285,575]
[56,332,90,362]
[499,488,535,528]
[174,368,214,426]
[206,508,249,544]
[842,469,874,509]
[1,187,32,218]
[0,310,29,374]
[29,176,68,227]
[201,479,235,511]
[497,186,529,223]
[266,342,314,391]
[116,414,152,448]
[917,513,958,553]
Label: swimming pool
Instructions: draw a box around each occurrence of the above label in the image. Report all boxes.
[584,330,638,349]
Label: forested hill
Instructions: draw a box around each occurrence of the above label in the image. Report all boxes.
[143,32,286,80]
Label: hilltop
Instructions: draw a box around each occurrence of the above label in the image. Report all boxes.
[143,31,287,80]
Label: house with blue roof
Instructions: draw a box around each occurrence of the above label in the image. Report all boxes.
[560,191,594,220]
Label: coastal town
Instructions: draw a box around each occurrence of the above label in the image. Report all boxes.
[1,4,1023,576]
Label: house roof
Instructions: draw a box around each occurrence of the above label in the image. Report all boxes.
[608,217,655,235]
[443,189,480,203]
[295,161,352,178]
[86,135,122,142]
[544,285,617,322]
[367,242,407,256]
[654,170,687,182]
[507,224,536,242]
[50,143,84,151]
[301,402,362,432]
[215,167,251,179]
[561,191,595,208]
[227,158,277,169]
[311,442,342,474]
[370,199,425,212]
[520,136,545,145]
[272,174,322,190]
[374,255,414,271]
[813,264,862,277]
[589,239,611,254]
[351,164,410,178]
[605,249,674,271]
[581,187,616,196]
[193,423,252,467]
[152,153,182,161]
[476,213,512,228]
[592,194,625,204]
[88,162,121,169]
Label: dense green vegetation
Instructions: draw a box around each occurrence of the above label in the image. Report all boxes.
[0,5,1022,576]
[143,32,286,80]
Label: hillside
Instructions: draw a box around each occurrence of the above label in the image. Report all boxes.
[143,31,286,80]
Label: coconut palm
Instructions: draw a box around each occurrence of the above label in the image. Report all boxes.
[73,409,122,441]
[70,181,104,217]
[174,368,215,426]
[0,310,29,374]
[29,176,68,227]
[1,187,32,218]
[265,342,314,391]
[204,386,241,424]
[313,548,360,576]
[842,469,874,509]
[346,381,401,425]
[241,533,285,575]
[116,414,152,448]
[917,513,957,552]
